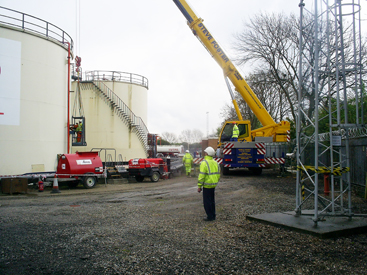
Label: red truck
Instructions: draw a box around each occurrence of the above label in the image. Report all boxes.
[128,158,168,182]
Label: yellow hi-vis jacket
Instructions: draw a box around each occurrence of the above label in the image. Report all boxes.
[76,123,83,132]
[182,153,193,166]
[198,155,220,189]
[232,124,239,138]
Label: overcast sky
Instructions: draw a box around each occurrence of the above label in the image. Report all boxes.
[1,0,366,139]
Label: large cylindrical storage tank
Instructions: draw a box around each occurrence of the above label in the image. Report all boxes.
[0,8,71,175]
[70,71,148,161]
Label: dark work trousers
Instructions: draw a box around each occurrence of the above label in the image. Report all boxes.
[203,187,216,220]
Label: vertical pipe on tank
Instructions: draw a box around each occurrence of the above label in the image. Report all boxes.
[67,42,71,153]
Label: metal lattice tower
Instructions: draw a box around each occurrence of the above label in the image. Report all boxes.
[297,0,365,225]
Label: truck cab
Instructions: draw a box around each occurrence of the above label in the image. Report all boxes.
[219,120,252,145]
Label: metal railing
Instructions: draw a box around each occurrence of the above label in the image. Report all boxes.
[0,6,73,51]
[84,70,148,89]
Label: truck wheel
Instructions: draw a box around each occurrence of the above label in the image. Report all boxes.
[250,168,263,175]
[150,172,160,182]
[83,176,97,188]
[135,175,144,182]
[222,166,230,175]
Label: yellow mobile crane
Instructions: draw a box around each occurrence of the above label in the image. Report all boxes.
[172,0,290,175]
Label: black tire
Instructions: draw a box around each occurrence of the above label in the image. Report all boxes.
[83,176,97,189]
[135,175,144,182]
[222,166,230,176]
[150,171,160,182]
[250,167,263,175]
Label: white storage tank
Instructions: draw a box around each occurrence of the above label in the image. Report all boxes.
[70,70,149,162]
[0,7,71,175]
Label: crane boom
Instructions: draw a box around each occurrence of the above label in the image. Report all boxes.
[173,0,290,142]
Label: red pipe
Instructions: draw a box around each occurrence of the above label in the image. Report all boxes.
[67,42,71,153]
[324,173,330,196]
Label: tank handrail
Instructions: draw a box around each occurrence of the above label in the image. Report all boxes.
[117,154,123,164]
[84,70,148,89]
[0,6,73,51]
[90,148,117,164]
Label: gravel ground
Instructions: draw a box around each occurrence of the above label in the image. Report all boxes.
[1,170,367,275]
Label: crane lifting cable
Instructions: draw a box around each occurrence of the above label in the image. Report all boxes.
[70,56,86,146]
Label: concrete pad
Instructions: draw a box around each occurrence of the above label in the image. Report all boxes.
[247,211,367,238]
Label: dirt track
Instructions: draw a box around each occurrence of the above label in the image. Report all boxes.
[1,170,367,274]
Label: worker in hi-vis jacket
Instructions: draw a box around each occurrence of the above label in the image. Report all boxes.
[231,122,239,141]
[182,150,193,177]
[197,147,220,221]
[76,120,83,142]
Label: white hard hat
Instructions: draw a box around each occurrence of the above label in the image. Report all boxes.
[79,120,82,123]
[204,147,215,157]
[186,150,189,153]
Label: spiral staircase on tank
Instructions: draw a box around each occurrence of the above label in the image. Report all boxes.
[79,80,148,156]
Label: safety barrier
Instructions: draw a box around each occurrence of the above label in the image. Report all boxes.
[297,165,350,176]
[265,157,285,164]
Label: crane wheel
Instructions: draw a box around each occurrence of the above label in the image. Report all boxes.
[222,166,230,175]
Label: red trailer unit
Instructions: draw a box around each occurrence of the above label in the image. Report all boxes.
[128,158,168,182]
[57,151,103,188]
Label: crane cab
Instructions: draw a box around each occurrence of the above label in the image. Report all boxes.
[218,120,252,147]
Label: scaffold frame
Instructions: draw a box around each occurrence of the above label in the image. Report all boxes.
[296,0,365,225]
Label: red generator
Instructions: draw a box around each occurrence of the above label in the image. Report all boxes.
[128,158,168,182]
[57,151,104,188]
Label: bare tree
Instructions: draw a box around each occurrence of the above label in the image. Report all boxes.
[233,13,299,122]
[160,132,178,144]
[221,92,260,129]
[179,129,203,145]
[191,129,204,143]
[221,70,292,127]
[233,12,367,124]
